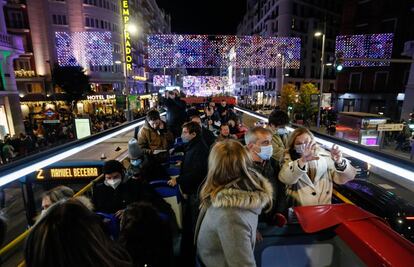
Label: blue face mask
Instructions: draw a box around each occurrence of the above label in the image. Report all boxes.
[277,128,288,135]
[181,135,189,143]
[257,145,273,160]
[130,159,142,167]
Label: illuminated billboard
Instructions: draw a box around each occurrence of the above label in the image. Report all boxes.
[153,75,171,87]
[249,75,265,86]
[55,32,113,67]
[182,76,228,88]
[148,34,301,69]
[335,33,393,67]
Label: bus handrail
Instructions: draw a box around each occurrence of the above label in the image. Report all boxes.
[0,173,104,258]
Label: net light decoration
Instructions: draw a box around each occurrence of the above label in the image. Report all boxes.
[55,32,113,67]
[153,75,171,87]
[182,76,229,97]
[335,33,394,67]
[148,35,301,69]
[248,75,266,86]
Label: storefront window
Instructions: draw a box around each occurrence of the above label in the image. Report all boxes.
[0,105,10,139]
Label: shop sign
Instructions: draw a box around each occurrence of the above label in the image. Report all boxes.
[44,108,59,120]
[14,70,36,78]
[86,94,116,101]
[116,95,127,109]
[122,0,133,71]
[43,120,60,124]
[377,124,404,131]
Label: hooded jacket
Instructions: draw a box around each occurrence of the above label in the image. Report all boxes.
[279,148,356,206]
[196,178,273,267]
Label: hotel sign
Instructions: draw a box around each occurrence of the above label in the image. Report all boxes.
[86,94,116,101]
[122,0,133,71]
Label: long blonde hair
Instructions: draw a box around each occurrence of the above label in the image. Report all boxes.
[200,139,272,209]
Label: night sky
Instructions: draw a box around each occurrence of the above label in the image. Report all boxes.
[155,0,247,35]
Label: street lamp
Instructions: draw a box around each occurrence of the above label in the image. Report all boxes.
[314,30,326,128]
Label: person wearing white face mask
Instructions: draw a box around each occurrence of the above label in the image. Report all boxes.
[268,110,290,163]
[245,127,288,220]
[279,127,356,207]
[92,160,130,218]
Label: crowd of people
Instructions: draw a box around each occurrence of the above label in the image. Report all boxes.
[14,92,358,267]
[0,113,128,165]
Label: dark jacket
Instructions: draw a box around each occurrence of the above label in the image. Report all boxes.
[162,97,187,126]
[253,158,287,216]
[177,136,209,195]
[92,178,172,215]
[201,127,216,148]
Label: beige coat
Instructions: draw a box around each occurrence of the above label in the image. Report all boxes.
[279,149,356,206]
[137,121,173,155]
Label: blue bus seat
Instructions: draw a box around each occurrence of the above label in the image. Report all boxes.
[150,180,183,229]
[167,167,180,177]
[96,212,120,240]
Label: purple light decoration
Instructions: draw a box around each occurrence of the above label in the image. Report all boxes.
[183,76,228,88]
[148,35,301,69]
[153,75,171,87]
[55,32,113,67]
[249,75,266,86]
[335,33,394,67]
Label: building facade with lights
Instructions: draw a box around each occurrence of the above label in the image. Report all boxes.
[335,0,414,120]
[0,0,25,138]
[237,0,342,100]
[3,0,170,120]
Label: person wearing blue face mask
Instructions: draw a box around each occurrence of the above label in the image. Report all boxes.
[125,138,168,183]
[167,121,209,266]
[245,127,288,221]
[125,138,144,180]
[268,110,290,163]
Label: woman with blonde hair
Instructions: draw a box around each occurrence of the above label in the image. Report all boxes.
[279,127,356,207]
[196,139,273,267]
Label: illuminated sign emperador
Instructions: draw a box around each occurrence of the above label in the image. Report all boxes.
[122,0,132,71]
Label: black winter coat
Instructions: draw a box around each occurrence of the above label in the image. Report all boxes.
[92,178,172,215]
[176,136,209,195]
[253,158,287,216]
[162,97,187,126]
[201,127,216,148]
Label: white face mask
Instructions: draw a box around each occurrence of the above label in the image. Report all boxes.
[256,145,273,160]
[277,128,288,135]
[104,178,121,189]
[294,144,306,155]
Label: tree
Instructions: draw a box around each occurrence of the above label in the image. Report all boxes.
[279,83,297,111]
[296,83,319,123]
[52,64,91,110]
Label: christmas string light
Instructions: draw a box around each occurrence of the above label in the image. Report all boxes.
[55,31,114,67]
[335,33,394,67]
[147,34,301,69]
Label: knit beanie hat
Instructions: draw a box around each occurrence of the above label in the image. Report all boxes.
[128,138,143,160]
